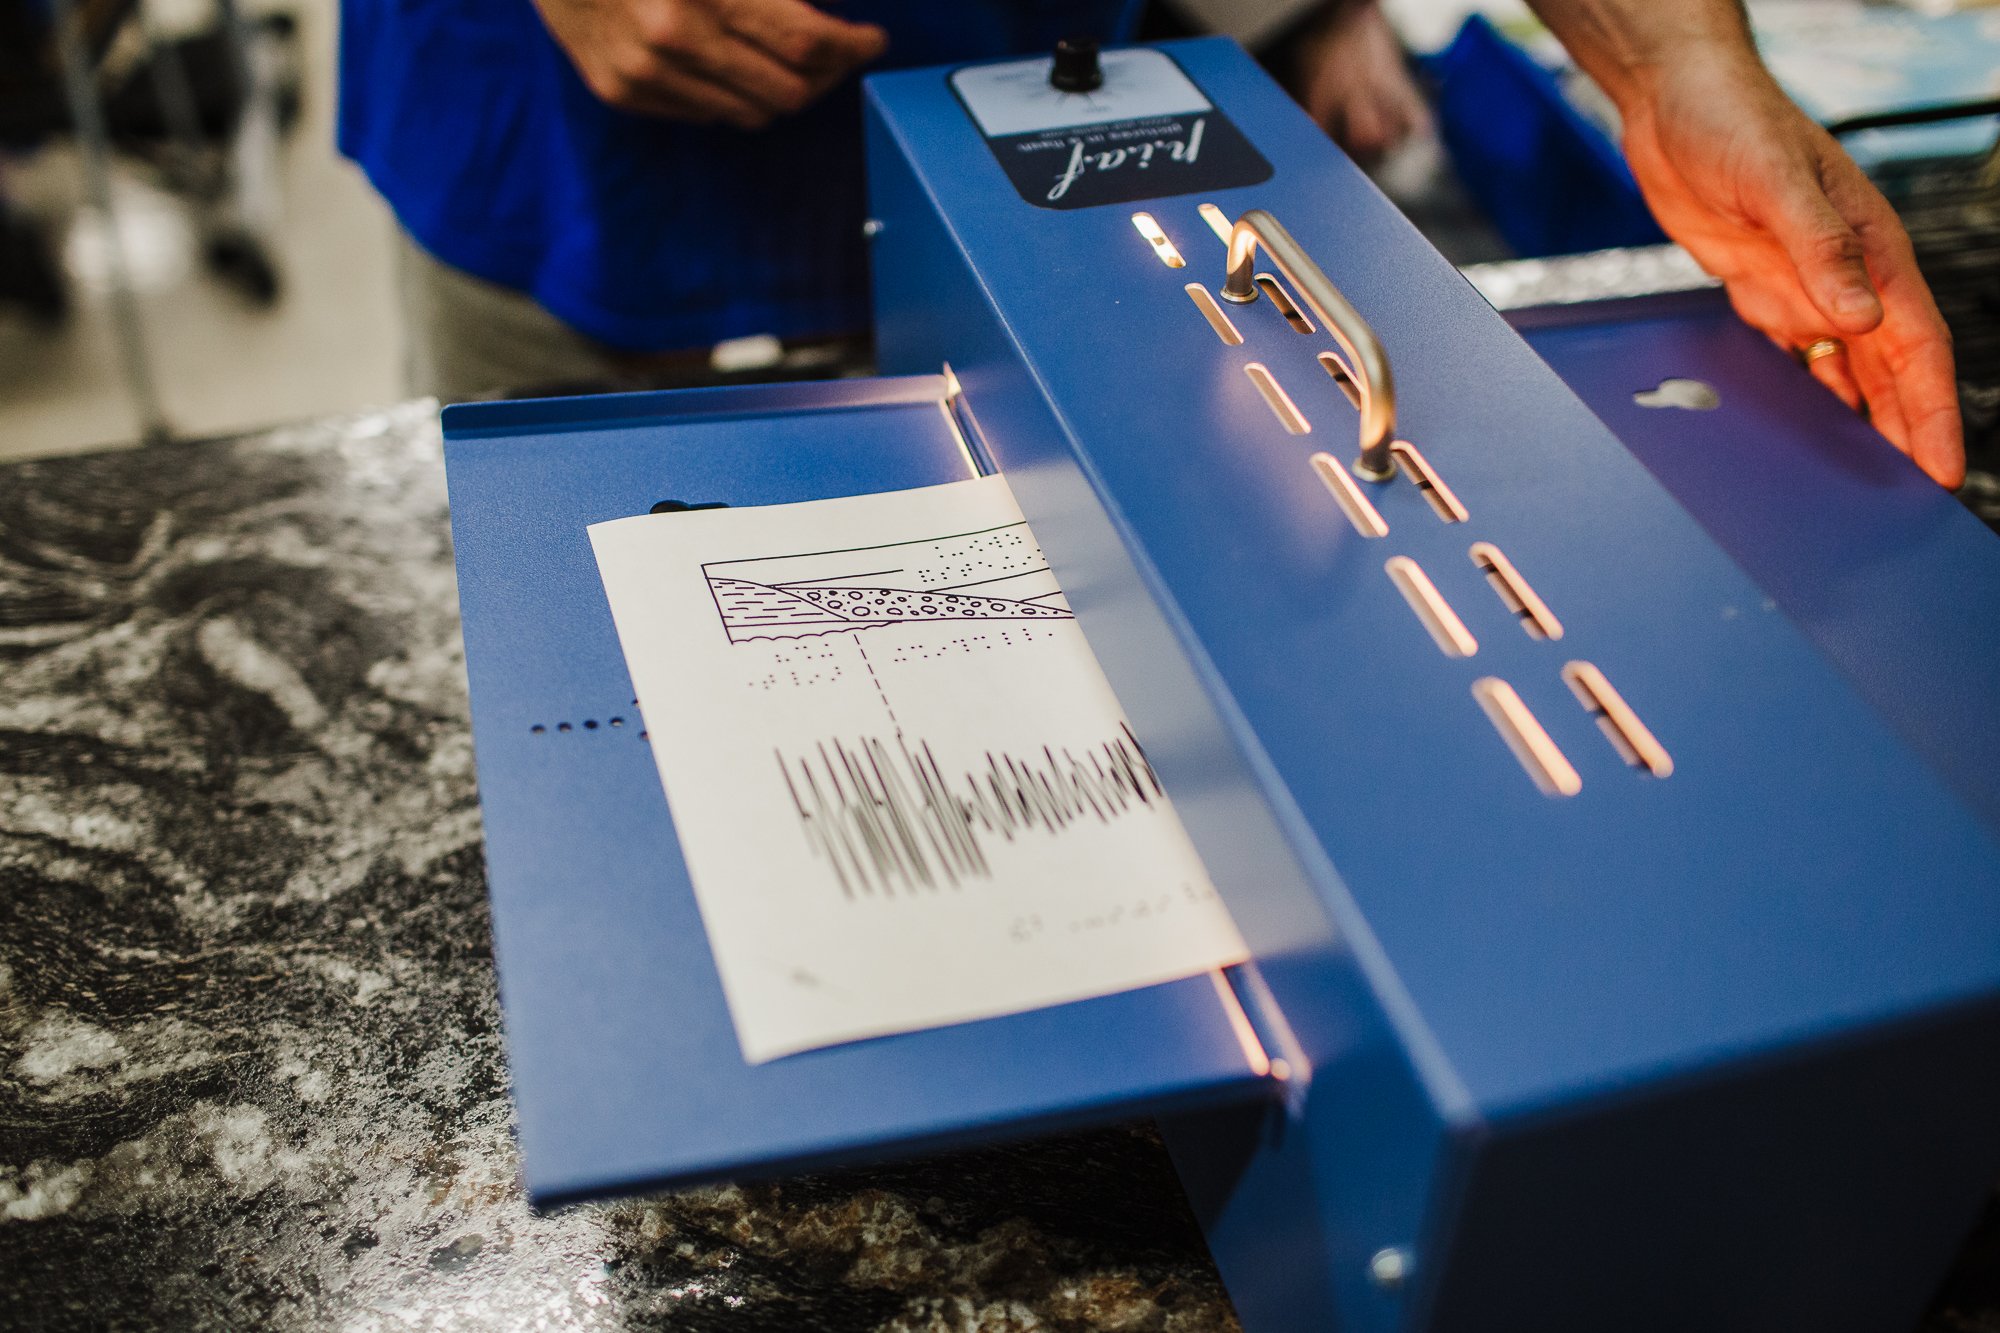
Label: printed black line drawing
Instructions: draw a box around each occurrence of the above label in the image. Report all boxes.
[702,517,1167,901]
[704,522,1074,644]
[777,724,1168,898]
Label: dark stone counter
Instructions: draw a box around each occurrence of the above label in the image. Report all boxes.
[0,404,1234,1331]
[0,402,1994,1330]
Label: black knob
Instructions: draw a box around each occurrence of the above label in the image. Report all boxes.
[1050,37,1103,94]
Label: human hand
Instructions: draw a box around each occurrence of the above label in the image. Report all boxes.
[1617,50,1963,487]
[1287,1,1429,166]
[531,0,887,129]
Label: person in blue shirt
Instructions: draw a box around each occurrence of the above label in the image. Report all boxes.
[340,0,1153,396]
[340,0,1963,487]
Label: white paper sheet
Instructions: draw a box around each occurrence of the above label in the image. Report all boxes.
[589,475,1247,1064]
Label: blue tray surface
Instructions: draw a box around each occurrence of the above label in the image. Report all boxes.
[444,377,1263,1203]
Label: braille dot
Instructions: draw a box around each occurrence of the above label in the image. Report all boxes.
[557,722,573,733]
[530,724,546,735]
[609,717,624,727]
[584,719,599,730]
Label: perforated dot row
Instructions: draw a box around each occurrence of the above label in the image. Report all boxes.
[530,700,645,740]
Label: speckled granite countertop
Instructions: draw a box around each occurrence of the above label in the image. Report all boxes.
[1,400,1995,1331]
[0,403,1236,1331]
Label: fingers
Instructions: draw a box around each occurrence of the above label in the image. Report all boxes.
[1746,141,1884,336]
[1718,246,1963,487]
[720,0,885,75]
[1338,94,1389,163]
[1723,148,1964,486]
[1869,301,1966,487]
[1788,295,1963,487]
[670,26,816,119]
[1861,223,1966,487]
[1896,350,1966,490]
[1294,0,1429,164]
[579,0,886,126]
[1848,340,1912,458]
[660,61,784,127]
[1822,180,1967,485]
[1804,344,1863,413]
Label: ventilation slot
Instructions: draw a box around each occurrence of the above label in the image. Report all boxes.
[1245,363,1309,435]
[1563,662,1673,777]
[1186,283,1244,345]
[1131,212,1185,268]
[1311,452,1388,538]
[1198,202,1235,245]
[1255,274,1315,333]
[1318,352,1361,409]
[1386,557,1477,658]
[1390,442,1467,523]
[1473,678,1582,797]
[1470,542,1563,641]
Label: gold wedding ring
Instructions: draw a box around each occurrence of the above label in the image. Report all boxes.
[1799,337,1846,364]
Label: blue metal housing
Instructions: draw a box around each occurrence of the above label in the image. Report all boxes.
[439,35,2000,1333]
[865,37,2000,1333]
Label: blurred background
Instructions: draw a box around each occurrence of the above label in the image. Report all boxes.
[0,0,398,461]
[0,0,1995,469]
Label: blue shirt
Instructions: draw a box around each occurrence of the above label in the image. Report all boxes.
[339,0,1135,352]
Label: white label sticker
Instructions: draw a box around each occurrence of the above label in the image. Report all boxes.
[952,48,1213,139]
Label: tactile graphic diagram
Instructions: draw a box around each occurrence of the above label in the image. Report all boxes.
[699,522,1165,897]
[703,521,1074,643]
[780,727,1171,899]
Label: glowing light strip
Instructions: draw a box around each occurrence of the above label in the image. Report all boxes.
[1244,363,1309,435]
[1473,678,1582,797]
[1131,212,1185,268]
[1563,662,1674,778]
[1391,441,1469,523]
[1198,202,1234,245]
[1386,556,1478,658]
[1185,283,1243,345]
[1209,969,1272,1078]
[1471,542,1562,640]
[1310,452,1388,538]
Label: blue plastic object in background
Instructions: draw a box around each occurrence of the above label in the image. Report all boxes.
[1426,15,1666,257]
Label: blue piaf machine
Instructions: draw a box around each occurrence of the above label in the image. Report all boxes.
[439,37,2000,1333]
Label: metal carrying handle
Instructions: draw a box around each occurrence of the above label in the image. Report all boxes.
[1220,209,1397,481]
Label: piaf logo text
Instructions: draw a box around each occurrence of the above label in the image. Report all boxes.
[1036,117,1208,203]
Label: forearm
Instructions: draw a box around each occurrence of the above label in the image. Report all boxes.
[1524,0,1758,112]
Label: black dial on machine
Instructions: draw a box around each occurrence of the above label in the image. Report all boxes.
[1049,37,1103,94]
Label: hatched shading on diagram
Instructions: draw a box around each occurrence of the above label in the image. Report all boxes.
[778,725,1168,898]
[704,521,1074,644]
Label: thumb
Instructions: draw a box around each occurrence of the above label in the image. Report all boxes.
[1753,152,1883,335]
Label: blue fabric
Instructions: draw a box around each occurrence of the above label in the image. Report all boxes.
[339,0,1136,351]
